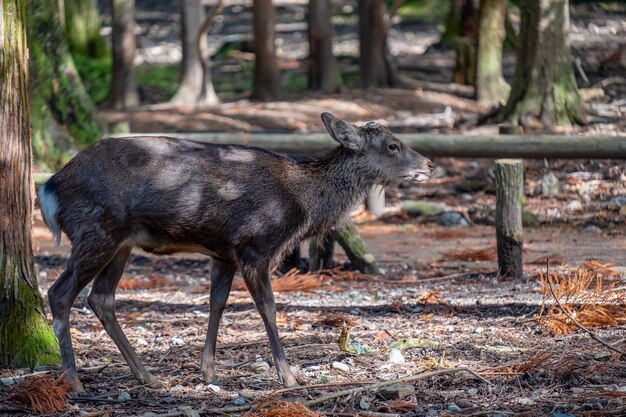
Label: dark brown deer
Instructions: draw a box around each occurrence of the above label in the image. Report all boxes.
[39,113,433,392]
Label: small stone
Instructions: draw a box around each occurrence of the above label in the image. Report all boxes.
[194,383,206,391]
[207,384,220,393]
[473,327,484,334]
[359,396,370,410]
[540,172,561,195]
[493,413,508,417]
[583,225,602,233]
[117,391,131,402]
[179,405,201,417]
[425,410,438,417]
[331,361,350,373]
[378,384,416,400]
[517,397,535,405]
[170,337,185,346]
[135,326,147,333]
[388,348,405,364]
[610,196,626,206]
[192,310,209,318]
[162,397,176,404]
[233,397,246,406]
[456,398,473,408]
[567,200,583,211]
[447,403,461,413]
[552,413,575,417]
[136,338,149,347]
[466,388,478,396]
[1,377,14,386]
[250,360,271,373]
[440,211,469,227]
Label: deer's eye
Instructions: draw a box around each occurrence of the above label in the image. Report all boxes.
[388,143,400,152]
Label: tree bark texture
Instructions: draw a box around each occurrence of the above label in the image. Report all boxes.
[475,0,510,103]
[451,0,479,85]
[358,0,398,88]
[64,0,108,58]
[334,223,379,274]
[496,0,585,128]
[170,0,220,106]
[494,159,524,280]
[252,0,281,99]
[0,0,61,369]
[308,0,339,93]
[109,0,139,109]
[27,0,102,171]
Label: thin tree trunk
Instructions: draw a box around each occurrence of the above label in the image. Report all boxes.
[475,0,510,103]
[0,0,61,369]
[64,0,108,58]
[109,0,139,110]
[252,0,281,99]
[308,0,339,93]
[27,0,102,171]
[496,0,585,128]
[170,0,220,106]
[451,0,479,85]
[358,0,398,88]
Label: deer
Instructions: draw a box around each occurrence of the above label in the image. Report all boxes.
[39,113,433,392]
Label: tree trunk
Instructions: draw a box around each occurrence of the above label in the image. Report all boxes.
[308,0,339,93]
[170,0,220,106]
[0,0,61,369]
[27,0,102,171]
[358,0,398,88]
[252,0,281,100]
[334,223,379,274]
[496,0,585,128]
[451,0,479,85]
[475,0,509,103]
[109,0,139,110]
[64,0,108,58]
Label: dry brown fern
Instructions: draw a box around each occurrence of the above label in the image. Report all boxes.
[5,372,73,413]
[536,269,626,336]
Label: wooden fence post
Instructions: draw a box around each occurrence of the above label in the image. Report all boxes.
[494,159,523,279]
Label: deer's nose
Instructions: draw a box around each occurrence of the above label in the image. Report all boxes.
[427,160,435,172]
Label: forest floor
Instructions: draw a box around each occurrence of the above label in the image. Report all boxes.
[1,213,625,416]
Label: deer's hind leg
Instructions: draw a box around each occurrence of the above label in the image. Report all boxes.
[48,237,122,393]
[87,245,162,388]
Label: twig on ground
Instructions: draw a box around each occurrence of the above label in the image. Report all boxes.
[546,261,626,356]
[270,380,377,395]
[304,367,489,407]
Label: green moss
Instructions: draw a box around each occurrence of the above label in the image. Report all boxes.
[398,0,451,22]
[15,323,61,369]
[73,53,112,104]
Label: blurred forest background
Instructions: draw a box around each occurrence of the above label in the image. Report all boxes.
[27,0,626,172]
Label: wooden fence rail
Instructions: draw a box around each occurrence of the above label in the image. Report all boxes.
[110,132,626,159]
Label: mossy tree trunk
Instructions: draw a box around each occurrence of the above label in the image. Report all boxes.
[252,0,281,100]
[496,0,585,128]
[109,0,139,109]
[64,0,108,58]
[27,0,103,171]
[475,0,510,104]
[308,0,340,93]
[0,0,61,369]
[358,0,398,88]
[170,0,220,106]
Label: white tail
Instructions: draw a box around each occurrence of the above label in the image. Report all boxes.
[38,182,61,245]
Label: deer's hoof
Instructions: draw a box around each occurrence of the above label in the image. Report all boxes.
[69,380,86,395]
[142,373,164,389]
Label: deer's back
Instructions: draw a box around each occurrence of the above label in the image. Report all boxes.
[48,137,308,260]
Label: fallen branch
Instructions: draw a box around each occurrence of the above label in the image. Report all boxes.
[304,367,489,407]
[546,263,625,356]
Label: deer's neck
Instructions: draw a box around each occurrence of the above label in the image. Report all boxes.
[299,148,377,236]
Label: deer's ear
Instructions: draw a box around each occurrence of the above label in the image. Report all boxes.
[321,113,364,151]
